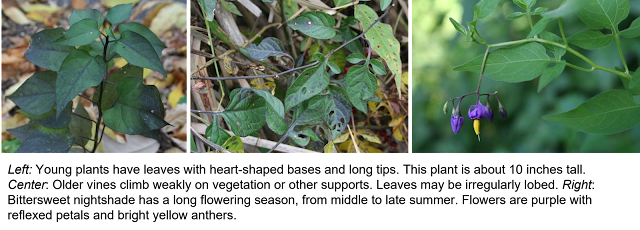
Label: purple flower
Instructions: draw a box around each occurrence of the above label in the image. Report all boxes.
[451,108,464,134]
[499,103,507,119]
[468,101,489,120]
[486,102,494,122]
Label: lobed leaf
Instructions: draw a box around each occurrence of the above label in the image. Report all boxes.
[55,50,106,118]
[24,28,75,71]
[289,11,336,39]
[114,30,166,76]
[103,77,169,134]
[7,71,57,116]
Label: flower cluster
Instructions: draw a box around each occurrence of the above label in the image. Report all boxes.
[444,93,507,141]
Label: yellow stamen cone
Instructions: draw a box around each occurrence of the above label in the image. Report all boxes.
[473,119,481,141]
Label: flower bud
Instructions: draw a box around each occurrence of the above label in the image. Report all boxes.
[499,103,507,119]
[450,107,464,134]
[443,101,449,114]
[486,101,494,122]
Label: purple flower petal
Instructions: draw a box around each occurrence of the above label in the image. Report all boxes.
[468,101,488,119]
[451,114,464,134]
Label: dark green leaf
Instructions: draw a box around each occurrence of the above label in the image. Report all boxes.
[114,30,166,76]
[289,128,320,147]
[248,88,286,135]
[198,0,217,21]
[24,28,75,71]
[568,30,613,50]
[285,65,330,111]
[206,115,231,146]
[69,104,92,147]
[54,19,101,46]
[620,17,640,38]
[629,70,640,91]
[325,43,346,71]
[8,123,75,153]
[95,64,143,112]
[527,17,552,38]
[325,85,351,139]
[69,9,104,26]
[118,22,166,56]
[370,59,387,75]
[221,0,242,16]
[220,89,267,136]
[7,71,57,116]
[87,40,116,58]
[20,101,72,128]
[347,53,366,64]
[506,12,525,20]
[340,26,364,56]
[295,95,329,126]
[106,3,132,25]
[380,0,392,11]
[543,90,640,134]
[346,65,377,113]
[103,77,169,134]
[289,11,336,39]
[577,0,629,30]
[56,50,106,117]
[542,0,582,18]
[246,37,292,61]
[474,0,501,20]
[454,43,550,83]
[538,61,566,92]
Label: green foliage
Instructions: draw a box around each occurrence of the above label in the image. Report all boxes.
[7,4,169,153]
[567,30,613,50]
[206,115,231,146]
[577,0,629,30]
[289,11,336,39]
[285,64,329,111]
[198,0,217,21]
[346,65,377,112]
[246,37,292,61]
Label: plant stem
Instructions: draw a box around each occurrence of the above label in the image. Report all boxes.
[72,113,96,123]
[279,0,297,59]
[558,18,568,46]
[200,4,225,112]
[92,36,109,153]
[476,46,490,93]
[613,28,629,74]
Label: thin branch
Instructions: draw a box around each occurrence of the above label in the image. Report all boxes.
[190,127,231,153]
[78,94,98,105]
[72,112,96,123]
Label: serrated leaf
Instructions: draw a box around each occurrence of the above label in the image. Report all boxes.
[19,101,72,130]
[221,0,242,16]
[346,65,377,113]
[620,17,640,38]
[370,59,387,75]
[114,30,166,76]
[219,89,267,136]
[285,65,329,111]
[355,4,402,98]
[289,11,336,39]
[106,3,132,25]
[347,53,366,64]
[54,19,101,46]
[103,77,169,134]
[222,136,244,153]
[95,64,143,112]
[246,37,292,61]
[474,0,501,20]
[24,28,75,71]
[538,61,566,92]
[8,123,75,153]
[506,12,525,20]
[56,50,106,117]
[542,0,581,18]
[543,90,640,135]
[118,22,166,56]
[539,32,566,59]
[198,0,217,21]
[69,9,104,26]
[206,115,231,146]
[69,104,92,147]
[454,43,550,83]
[324,85,351,140]
[527,17,552,38]
[7,71,57,116]
[568,30,613,50]
[577,0,629,30]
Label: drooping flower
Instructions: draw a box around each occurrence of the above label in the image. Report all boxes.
[486,101,494,122]
[498,102,507,119]
[450,107,464,134]
[468,101,488,119]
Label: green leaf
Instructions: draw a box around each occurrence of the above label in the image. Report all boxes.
[454,43,551,83]
[327,61,341,74]
[340,25,364,56]
[531,7,548,15]
[246,37,292,61]
[324,141,338,153]
[283,0,300,20]
[289,11,336,39]
[370,59,387,75]
[106,3,132,25]
[474,0,501,20]
[2,139,21,153]
[221,0,242,16]
[8,123,75,153]
[333,0,350,7]
[220,89,267,136]
[380,0,392,11]
[7,71,57,116]
[289,128,320,147]
[577,0,629,30]
[325,85,351,139]
[248,88,287,135]
[56,50,106,117]
[221,136,244,153]
[347,53,366,64]
[538,61,566,92]
[513,0,531,10]
[629,70,640,91]
[620,17,640,38]
[103,77,169,134]
[506,12,525,20]
[539,32,566,59]
[197,0,217,21]
[542,0,582,18]
[527,17,552,38]
[355,4,402,98]
[24,28,75,71]
[206,19,234,47]
[69,9,104,26]
[69,104,92,147]
[206,115,231,146]
[568,30,613,50]
[118,22,166,57]
[285,65,329,111]
[449,17,468,34]
[87,40,117,58]
[20,101,72,129]
[54,19,101,46]
[114,30,166,76]
[325,43,346,71]
[346,65,377,113]
[543,90,640,135]
[95,64,143,112]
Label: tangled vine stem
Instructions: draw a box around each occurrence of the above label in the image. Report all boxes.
[91,35,109,153]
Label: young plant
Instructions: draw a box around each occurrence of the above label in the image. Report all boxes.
[7,4,169,153]
[191,0,406,152]
[446,0,640,140]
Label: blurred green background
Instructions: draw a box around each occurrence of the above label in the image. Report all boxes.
[412,0,640,152]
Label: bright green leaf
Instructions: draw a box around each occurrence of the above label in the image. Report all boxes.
[454,43,551,83]
[474,0,501,20]
[347,53,366,64]
[114,30,166,76]
[568,30,613,50]
[8,123,75,153]
[24,28,75,71]
[55,19,101,46]
[542,0,582,18]
[539,32,566,60]
[538,61,566,92]
[289,11,336,39]
[106,3,132,25]
[531,7,548,15]
[221,0,242,16]
[221,136,244,153]
[380,0,392,11]
[620,17,640,38]
[577,0,629,30]
[206,115,231,146]
[285,65,329,111]
[55,50,106,118]
[505,12,525,20]
[543,90,640,135]
[103,77,169,134]
[7,71,57,116]
[370,59,387,75]
[527,17,552,38]
[449,17,468,34]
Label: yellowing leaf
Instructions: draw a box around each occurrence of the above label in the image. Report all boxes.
[223,56,238,74]
[356,129,381,144]
[114,58,128,68]
[333,132,350,143]
[150,3,187,34]
[393,127,405,142]
[168,86,184,107]
[389,116,404,127]
[222,136,244,153]
[324,141,338,153]
[102,0,140,8]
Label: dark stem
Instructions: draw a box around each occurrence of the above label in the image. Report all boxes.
[77,94,98,105]
[190,127,230,153]
[72,112,96,123]
[91,35,109,153]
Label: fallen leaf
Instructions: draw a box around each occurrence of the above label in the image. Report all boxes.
[101,134,160,153]
[102,0,139,8]
[4,7,31,25]
[150,2,187,35]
